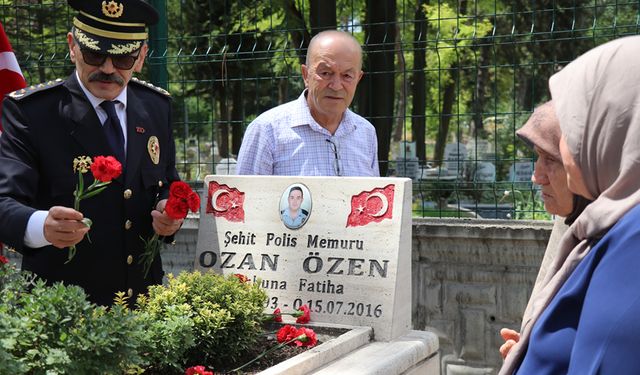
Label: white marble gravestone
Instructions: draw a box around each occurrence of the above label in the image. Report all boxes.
[473,162,496,182]
[195,176,412,342]
[443,142,467,176]
[509,161,534,182]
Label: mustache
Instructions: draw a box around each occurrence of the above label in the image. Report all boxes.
[89,72,124,86]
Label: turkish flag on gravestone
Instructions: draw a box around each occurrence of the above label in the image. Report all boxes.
[0,21,26,255]
[206,181,246,222]
[346,184,395,227]
[0,21,26,127]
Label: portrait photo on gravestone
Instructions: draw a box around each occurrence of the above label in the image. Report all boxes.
[196,175,412,341]
[279,183,312,230]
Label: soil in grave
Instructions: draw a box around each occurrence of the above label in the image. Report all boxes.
[217,324,351,374]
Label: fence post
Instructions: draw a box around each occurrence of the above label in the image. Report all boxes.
[148,0,168,89]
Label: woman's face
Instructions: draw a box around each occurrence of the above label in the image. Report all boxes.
[531,146,574,216]
[559,135,595,200]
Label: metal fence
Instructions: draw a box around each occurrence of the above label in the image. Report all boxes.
[2,0,639,219]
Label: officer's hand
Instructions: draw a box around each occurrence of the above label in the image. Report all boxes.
[43,206,91,249]
[499,328,520,359]
[151,199,183,236]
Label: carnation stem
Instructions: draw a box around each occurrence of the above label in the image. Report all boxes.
[140,233,163,278]
[229,342,288,373]
[229,334,310,373]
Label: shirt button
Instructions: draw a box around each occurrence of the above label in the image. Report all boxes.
[123,189,132,199]
[158,180,164,187]
[124,220,133,230]
[126,255,133,265]
[127,288,133,297]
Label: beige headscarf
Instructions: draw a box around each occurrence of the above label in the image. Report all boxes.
[500,35,640,374]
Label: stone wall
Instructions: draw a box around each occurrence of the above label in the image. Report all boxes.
[411,218,551,374]
[3,216,551,374]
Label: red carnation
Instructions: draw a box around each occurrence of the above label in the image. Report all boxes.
[295,304,311,324]
[294,327,318,347]
[165,198,189,220]
[234,273,249,283]
[90,155,122,182]
[0,255,8,264]
[276,325,300,343]
[185,365,214,375]
[273,308,283,323]
[187,191,201,212]
[170,181,192,199]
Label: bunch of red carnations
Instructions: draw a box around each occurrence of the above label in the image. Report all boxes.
[140,181,200,277]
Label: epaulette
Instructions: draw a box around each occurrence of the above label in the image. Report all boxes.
[130,77,171,97]
[7,78,65,100]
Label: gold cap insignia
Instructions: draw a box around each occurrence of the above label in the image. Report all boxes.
[102,1,124,18]
[147,136,160,165]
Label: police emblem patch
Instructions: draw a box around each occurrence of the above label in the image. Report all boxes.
[147,136,160,164]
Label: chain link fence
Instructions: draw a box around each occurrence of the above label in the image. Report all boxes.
[2,0,638,219]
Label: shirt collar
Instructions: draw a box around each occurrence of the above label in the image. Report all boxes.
[290,90,357,137]
[75,70,128,111]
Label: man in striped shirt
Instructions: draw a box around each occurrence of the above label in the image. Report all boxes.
[237,30,379,177]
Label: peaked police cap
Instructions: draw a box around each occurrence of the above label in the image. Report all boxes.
[68,0,159,55]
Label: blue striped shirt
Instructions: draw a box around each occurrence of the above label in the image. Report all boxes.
[236,91,379,176]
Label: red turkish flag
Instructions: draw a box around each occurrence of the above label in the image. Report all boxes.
[0,21,26,255]
[0,21,27,130]
[346,184,395,227]
[206,181,245,222]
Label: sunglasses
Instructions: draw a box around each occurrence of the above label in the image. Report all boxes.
[79,48,141,70]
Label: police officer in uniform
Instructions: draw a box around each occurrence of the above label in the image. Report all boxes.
[0,0,182,306]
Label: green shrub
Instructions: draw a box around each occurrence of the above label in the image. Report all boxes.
[136,271,268,372]
[0,263,144,375]
[0,263,268,374]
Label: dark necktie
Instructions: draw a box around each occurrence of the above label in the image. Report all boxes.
[100,100,126,166]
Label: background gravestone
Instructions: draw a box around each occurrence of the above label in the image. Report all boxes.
[195,176,412,341]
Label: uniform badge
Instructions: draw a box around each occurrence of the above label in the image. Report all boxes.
[147,136,160,165]
[102,1,124,18]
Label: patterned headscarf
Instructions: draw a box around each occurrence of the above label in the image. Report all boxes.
[501,35,640,374]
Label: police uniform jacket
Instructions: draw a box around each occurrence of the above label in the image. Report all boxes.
[0,73,179,306]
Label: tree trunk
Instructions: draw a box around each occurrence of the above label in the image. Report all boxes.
[310,0,336,34]
[362,0,397,176]
[218,86,230,159]
[392,24,405,144]
[231,80,244,156]
[471,36,490,137]
[434,64,458,165]
[284,0,312,65]
[412,0,428,163]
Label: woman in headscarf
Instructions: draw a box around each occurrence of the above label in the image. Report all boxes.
[501,35,640,374]
[499,101,590,358]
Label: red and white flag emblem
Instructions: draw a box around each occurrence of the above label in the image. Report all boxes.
[0,21,26,255]
[0,21,27,126]
[346,184,394,227]
[206,181,245,222]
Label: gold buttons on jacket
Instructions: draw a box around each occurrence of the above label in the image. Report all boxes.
[158,180,164,187]
[123,189,132,199]
[127,288,133,297]
[126,255,133,265]
[124,220,133,230]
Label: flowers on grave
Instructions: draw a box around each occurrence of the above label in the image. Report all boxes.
[264,304,311,324]
[0,255,7,265]
[68,155,122,263]
[230,324,318,373]
[140,181,200,277]
[234,273,250,283]
[185,365,214,375]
